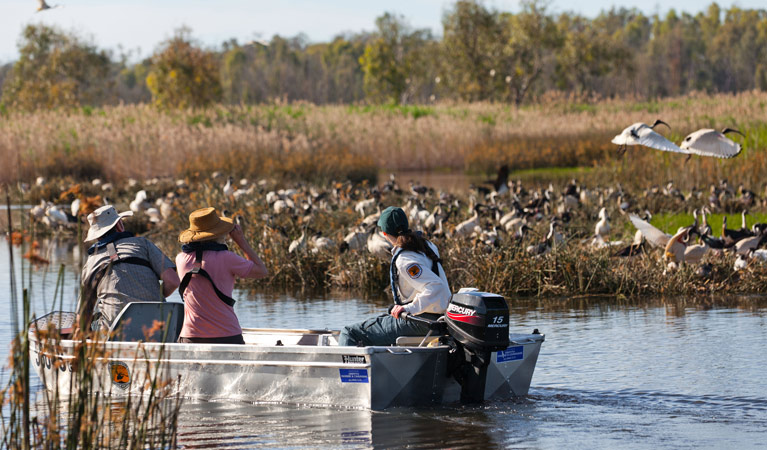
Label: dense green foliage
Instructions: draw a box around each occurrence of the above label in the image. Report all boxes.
[145,29,222,108]
[359,13,433,103]
[2,1,767,109]
[1,25,111,110]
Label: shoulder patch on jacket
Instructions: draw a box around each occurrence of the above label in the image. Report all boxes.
[406,263,422,279]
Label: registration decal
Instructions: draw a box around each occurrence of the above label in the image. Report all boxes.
[339,368,369,383]
[496,346,523,363]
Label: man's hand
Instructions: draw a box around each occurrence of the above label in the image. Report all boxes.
[390,304,406,319]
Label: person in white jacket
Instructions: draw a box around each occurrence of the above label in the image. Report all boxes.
[339,207,451,346]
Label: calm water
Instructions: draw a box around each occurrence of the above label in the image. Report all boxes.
[2,239,766,449]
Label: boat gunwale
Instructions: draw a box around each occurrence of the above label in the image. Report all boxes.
[28,335,454,355]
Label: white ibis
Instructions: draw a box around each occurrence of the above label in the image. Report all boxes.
[752,249,767,263]
[526,221,562,256]
[735,228,767,256]
[680,128,744,159]
[594,207,610,240]
[310,233,335,254]
[146,208,162,223]
[288,230,307,254]
[366,230,392,259]
[36,0,59,12]
[354,198,377,217]
[361,206,382,227]
[454,206,481,238]
[70,198,81,218]
[340,227,369,252]
[273,198,294,214]
[612,120,683,155]
[628,214,671,248]
[130,190,149,213]
[223,176,235,196]
[734,253,749,271]
[30,200,46,221]
[504,216,525,234]
[45,204,70,228]
[663,226,706,265]
[159,194,174,219]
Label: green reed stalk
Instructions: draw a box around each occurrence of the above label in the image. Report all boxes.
[21,289,30,450]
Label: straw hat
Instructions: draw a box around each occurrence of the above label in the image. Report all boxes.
[179,207,234,243]
[84,205,133,242]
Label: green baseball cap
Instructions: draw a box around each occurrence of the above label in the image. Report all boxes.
[377,206,409,236]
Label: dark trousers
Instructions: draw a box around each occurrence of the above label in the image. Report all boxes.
[177,334,245,345]
[338,313,441,347]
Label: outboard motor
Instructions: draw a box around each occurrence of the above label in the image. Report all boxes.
[445,289,510,403]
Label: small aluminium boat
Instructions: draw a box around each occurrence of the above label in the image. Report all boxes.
[29,290,544,410]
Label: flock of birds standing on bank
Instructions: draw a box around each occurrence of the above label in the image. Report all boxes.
[20,118,763,274]
[23,176,767,275]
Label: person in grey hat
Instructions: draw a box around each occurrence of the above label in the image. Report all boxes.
[77,205,180,332]
[338,206,451,346]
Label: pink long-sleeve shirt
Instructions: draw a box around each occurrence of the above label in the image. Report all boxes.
[176,250,254,338]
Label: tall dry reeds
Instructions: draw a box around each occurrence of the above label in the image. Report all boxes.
[2,92,767,188]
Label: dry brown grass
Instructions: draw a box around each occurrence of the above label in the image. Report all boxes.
[2,91,767,188]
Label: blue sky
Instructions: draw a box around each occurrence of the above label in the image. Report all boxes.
[1,0,764,63]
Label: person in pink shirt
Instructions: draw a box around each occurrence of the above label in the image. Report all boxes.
[176,207,268,344]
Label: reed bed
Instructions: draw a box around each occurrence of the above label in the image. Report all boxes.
[3,92,767,189]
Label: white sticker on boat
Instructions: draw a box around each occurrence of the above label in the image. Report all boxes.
[496,346,523,363]
[342,355,366,364]
[339,368,369,383]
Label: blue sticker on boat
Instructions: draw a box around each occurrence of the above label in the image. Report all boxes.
[496,346,523,363]
[340,368,369,383]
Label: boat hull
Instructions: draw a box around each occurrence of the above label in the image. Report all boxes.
[29,312,544,410]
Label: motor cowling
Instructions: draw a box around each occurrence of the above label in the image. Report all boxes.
[445,290,510,403]
[446,290,510,352]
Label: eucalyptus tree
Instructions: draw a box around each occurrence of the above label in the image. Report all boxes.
[146,27,222,108]
[441,0,504,101]
[499,0,562,105]
[359,13,432,104]
[2,24,111,110]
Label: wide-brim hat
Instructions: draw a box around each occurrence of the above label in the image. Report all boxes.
[84,205,133,242]
[179,207,234,243]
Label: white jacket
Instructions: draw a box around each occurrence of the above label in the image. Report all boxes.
[392,241,451,315]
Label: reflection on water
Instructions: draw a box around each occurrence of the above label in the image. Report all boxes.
[174,402,500,449]
[2,240,767,449]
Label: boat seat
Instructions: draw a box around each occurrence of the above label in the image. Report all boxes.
[109,302,184,343]
[395,335,444,347]
[296,334,319,345]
